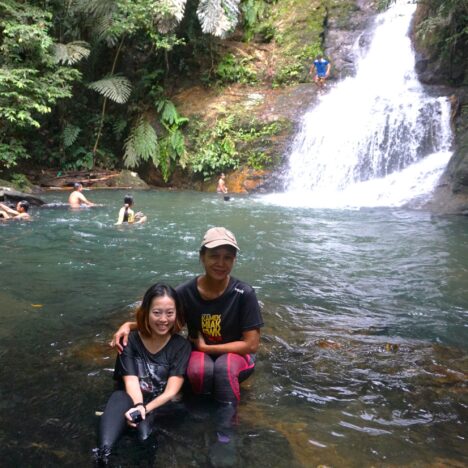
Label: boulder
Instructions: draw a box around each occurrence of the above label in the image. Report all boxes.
[0,187,45,206]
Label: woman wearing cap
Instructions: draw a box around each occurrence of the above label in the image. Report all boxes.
[112,227,263,442]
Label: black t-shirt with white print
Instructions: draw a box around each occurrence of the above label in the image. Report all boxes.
[114,331,191,404]
[176,276,263,346]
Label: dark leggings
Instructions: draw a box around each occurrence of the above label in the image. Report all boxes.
[98,390,155,451]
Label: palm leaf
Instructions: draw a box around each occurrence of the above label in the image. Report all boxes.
[71,0,116,18]
[197,0,241,37]
[92,13,120,46]
[123,117,159,168]
[53,41,90,65]
[88,75,132,104]
[154,0,188,33]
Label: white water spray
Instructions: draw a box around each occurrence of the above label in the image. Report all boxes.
[266,0,453,209]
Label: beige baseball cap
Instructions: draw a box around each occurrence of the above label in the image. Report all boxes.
[201,227,239,251]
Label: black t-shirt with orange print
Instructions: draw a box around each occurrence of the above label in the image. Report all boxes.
[176,276,263,346]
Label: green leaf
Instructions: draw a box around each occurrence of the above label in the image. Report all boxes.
[123,117,159,168]
[53,41,90,65]
[88,75,132,104]
[63,125,81,147]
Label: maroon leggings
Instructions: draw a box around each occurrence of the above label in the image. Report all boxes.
[187,351,255,403]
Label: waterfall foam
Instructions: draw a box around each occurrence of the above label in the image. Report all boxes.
[266,0,453,209]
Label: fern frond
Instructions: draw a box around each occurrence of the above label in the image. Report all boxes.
[53,41,90,65]
[113,118,128,138]
[88,75,132,104]
[71,0,116,18]
[92,13,119,46]
[157,99,179,125]
[154,0,187,33]
[123,117,159,168]
[197,0,241,37]
[62,125,81,147]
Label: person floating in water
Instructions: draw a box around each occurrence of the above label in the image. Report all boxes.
[112,227,263,460]
[0,200,30,220]
[115,195,147,225]
[95,283,191,465]
[68,183,95,208]
[311,54,331,89]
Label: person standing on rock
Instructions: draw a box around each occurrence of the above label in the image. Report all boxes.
[68,183,95,208]
[311,54,331,89]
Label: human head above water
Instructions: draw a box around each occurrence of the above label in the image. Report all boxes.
[136,283,184,337]
[199,227,239,256]
[17,200,29,212]
[74,182,83,191]
[124,195,134,206]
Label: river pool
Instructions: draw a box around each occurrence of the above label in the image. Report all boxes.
[0,190,466,467]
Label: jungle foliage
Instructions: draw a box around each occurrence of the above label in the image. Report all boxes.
[2,0,462,184]
[0,0,284,180]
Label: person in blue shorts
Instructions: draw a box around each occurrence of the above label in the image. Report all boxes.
[311,54,331,89]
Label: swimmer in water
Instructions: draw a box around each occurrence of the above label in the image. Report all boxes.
[115,195,147,225]
[68,183,95,208]
[0,200,31,220]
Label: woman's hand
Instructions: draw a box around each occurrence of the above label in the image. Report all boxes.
[110,321,134,353]
[189,332,206,352]
[124,405,146,428]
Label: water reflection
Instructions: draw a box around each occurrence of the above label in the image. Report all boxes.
[0,190,466,466]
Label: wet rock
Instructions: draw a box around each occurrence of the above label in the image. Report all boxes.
[0,187,45,206]
[424,88,468,214]
[325,0,378,80]
[106,170,149,189]
[315,339,343,350]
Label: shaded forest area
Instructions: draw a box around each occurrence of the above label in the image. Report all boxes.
[1,0,466,192]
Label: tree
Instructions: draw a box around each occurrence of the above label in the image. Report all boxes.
[0,0,85,169]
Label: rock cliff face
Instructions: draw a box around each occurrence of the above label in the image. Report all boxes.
[412,2,468,214]
[142,0,379,194]
[424,88,468,215]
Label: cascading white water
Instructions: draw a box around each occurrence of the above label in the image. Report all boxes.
[266,0,453,209]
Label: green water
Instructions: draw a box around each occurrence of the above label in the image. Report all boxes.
[0,190,467,467]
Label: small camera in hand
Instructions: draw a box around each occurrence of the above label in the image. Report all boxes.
[130,410,143,424]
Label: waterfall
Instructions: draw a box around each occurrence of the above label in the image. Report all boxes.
[267,0,453,209]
